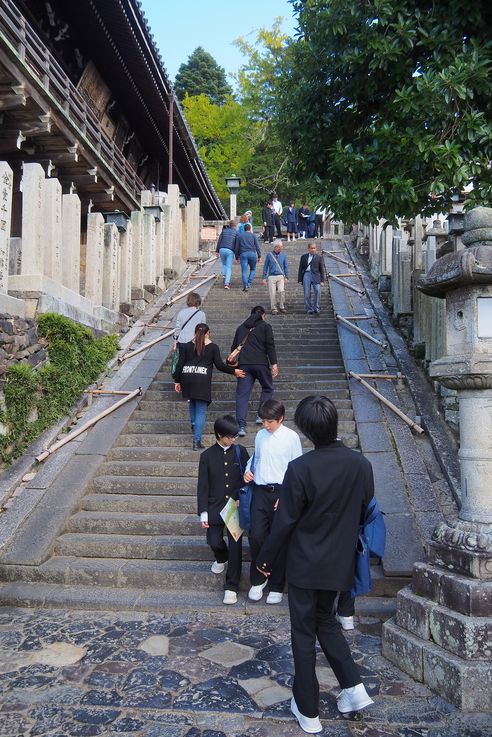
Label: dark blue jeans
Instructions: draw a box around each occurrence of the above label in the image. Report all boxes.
[303,271,321,313]
[188,399,208,442]
[235,364,274,427]
[240,251,257,289]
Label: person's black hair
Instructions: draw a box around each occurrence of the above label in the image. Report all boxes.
[294,395,338,447]
[193,323,209,358]
[259,399,285,421]
[244,223,251,231]
[214,415,240,440]
[244,305,266,328]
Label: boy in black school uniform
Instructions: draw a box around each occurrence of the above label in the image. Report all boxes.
[197,415,250,605]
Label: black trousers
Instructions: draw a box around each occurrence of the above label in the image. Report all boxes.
[289,584,361,717]
[337,590,355,616]
[274,213,282,238]
[263,224,274,242]
[249,484,286,592]
[206,523,242,592]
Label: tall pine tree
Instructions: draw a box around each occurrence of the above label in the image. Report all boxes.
[174,47,232,105]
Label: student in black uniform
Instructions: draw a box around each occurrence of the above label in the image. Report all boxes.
[257,395,374,733]
[174,324,245,450]
[197,415,250,605]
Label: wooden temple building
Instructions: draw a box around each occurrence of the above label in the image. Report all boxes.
[0,0,226,329]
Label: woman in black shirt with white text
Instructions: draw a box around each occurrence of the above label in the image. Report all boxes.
[174,324,245,450]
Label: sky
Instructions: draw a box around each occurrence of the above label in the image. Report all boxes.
[139,0,298,84]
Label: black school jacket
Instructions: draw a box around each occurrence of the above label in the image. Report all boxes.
[197,443,250,524]
[230,319,277,367]
[257,441,374,591]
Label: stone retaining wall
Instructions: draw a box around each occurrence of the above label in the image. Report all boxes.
[0,313,47,379]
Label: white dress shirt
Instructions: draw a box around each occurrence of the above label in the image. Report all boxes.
[272,199,283,215]
[246,423,303,485]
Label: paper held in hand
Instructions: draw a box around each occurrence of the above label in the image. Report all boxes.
[220,498,244,542]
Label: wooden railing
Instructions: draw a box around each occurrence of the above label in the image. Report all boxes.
[0,0,144,205]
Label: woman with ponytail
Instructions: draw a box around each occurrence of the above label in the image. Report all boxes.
[174,324,246,450]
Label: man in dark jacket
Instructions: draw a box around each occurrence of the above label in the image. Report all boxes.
[230,305,279,435]
[262,201,275,243]
[235,224,262,292]
[216,221,238,289]
[257,395,374,731]
[298,243,327,314]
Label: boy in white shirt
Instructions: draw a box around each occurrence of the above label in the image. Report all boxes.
[244,399,302,604]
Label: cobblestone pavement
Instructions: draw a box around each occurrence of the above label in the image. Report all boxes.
[0,607,490,737]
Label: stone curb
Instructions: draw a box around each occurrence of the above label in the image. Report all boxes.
[344,240,460,505]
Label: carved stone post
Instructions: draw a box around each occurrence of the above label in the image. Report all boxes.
[382,207,492,710]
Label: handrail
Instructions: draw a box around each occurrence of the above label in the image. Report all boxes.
[0,0,144,205]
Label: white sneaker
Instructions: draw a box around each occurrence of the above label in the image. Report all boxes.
[336,613,354,631]
[211,561,225,574]
[290,697,322,734]
[255,415,263,425]
[223,590,237,605]
[248,580,268,601]
[337,683,374,714]
[266,591,283,604]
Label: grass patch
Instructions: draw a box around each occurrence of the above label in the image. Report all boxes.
[0,313,119,465]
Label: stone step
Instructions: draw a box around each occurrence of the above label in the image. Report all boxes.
[124,420,357,435]
[91,475,199,494]
[54,532,235,560]
[82,493,196,513]
[153,376,349,387]
[0,555,401,596]
[143,390,352,405]
[133,406,355,421]
[146,387,351,401]
[97,460,200,478]
[0,580,399,617]
[67,511,200,536]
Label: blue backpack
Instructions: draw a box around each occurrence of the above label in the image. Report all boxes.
[351,497,386,597]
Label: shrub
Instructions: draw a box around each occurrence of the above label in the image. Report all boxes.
[0,313,119,465]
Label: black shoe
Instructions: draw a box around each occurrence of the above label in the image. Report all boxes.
[238,427,246,437]
[242,286,248,292]
[193,440,205,451]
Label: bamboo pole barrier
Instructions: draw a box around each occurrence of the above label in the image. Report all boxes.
[84,390,133,395]
[336,314,388,349]
[349,371,424,434]
[119,329,174,363]
[322,250,354,268]
[198,255,217,268]
[348,373,403,381]
[333,273,361,278]
[164,274,216,307]
[342,315,373,320]
[36,388,143,462]
[328,273,365,295]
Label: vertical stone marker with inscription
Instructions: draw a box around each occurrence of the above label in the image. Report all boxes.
[20,162,45,276]
[62,193,81,293]
[0,162,25,316]
[130,210,144,293]
[119,218,132,306]
[186,197,200,258]
[102,222,119,311]
[142,212,156,290]
[85,212,104,306]
[0,162,13,294]
[43,178,63,283]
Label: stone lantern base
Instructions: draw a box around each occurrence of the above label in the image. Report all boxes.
[382,520,492,710]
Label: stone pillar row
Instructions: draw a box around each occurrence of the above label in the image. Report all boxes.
[0,162,191,325]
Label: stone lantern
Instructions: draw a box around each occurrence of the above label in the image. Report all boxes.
[382,206,492,711]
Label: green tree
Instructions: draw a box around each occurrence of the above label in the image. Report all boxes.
[232,20,307,214]
[276,0,492,223]
[174,47,233,104]
[182,94,255,202]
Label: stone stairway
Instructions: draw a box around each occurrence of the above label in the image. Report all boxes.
[0,240,406,613]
